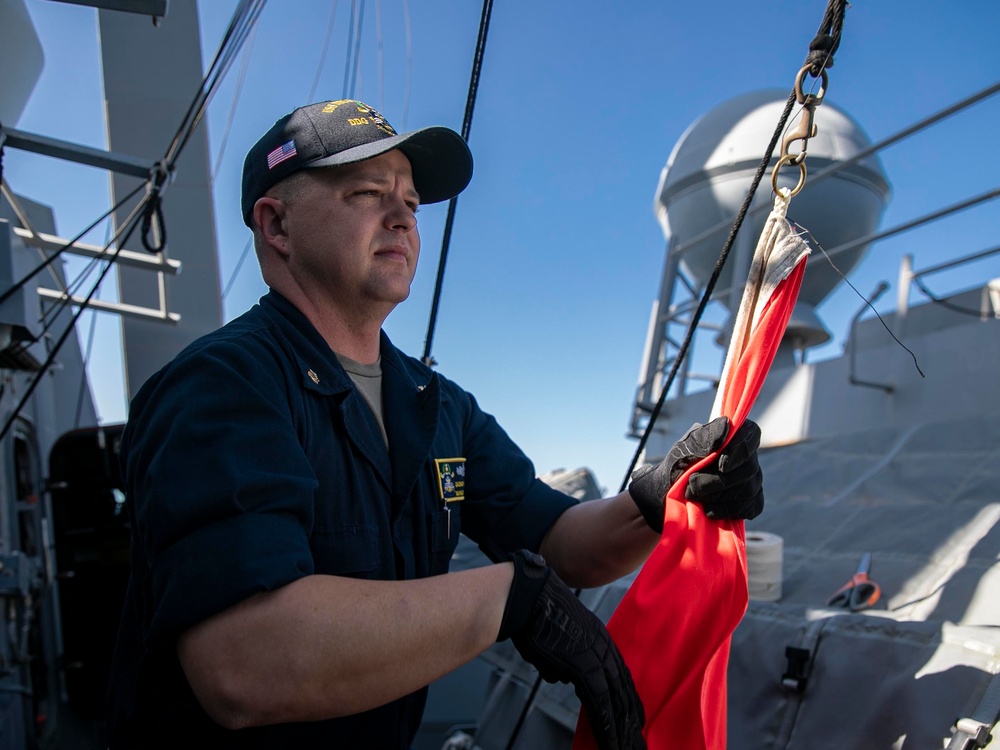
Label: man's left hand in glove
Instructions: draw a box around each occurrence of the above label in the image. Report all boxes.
[628,416,764,534]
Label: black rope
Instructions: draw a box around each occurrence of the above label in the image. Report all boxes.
[619,0,848,492]
[421,0,494,366]
[914,276,993,318]
[618,90,797,491]
[0,0,267,443]
[804,0,847,76]
[141,160,170,253]
[0,192,152,444]
[0,180,147,309]
[500,2,850,749]
[148,0,267,253]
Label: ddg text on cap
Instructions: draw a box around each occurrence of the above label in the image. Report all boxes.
[241,99,473,226]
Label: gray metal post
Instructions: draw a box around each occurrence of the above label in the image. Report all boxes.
[100,0,223,400]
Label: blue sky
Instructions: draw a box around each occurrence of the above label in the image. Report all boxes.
[6,0,1000,491]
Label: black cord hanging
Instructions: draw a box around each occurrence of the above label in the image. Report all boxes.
[619,0,848,492]
[500,3,850,749]
[421,0,494,366]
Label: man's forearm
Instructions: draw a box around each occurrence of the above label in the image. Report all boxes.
[539,491,658,588]
[177,564,514,729]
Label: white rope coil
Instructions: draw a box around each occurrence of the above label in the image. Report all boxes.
[746,531,784,602]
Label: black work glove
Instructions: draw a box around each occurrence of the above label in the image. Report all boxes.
[628,416,764,533]
[498,550,646,750]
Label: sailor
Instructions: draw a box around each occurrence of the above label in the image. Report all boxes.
[106,99,764,749]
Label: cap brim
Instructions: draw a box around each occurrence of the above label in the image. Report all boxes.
[303,126,473,204]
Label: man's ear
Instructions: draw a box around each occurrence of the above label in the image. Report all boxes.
[253,197,290,257]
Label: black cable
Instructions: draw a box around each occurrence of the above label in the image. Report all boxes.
[620,0,848,492]
[348,0,367,100]
[0,192,152,444]
[342,0,359,99]
[222,236,255,300]
[421,0,494,365]
[913,276,992,318]
[0,180,146,309]
[0,0,268,441]
[144,0,266,254]
[36,181,157,340]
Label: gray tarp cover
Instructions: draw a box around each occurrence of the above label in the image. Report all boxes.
[469,411,1000,749]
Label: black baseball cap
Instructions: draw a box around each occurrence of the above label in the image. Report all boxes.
[241,99,473,226]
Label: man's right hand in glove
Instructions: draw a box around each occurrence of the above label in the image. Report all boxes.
[497,550,646,750]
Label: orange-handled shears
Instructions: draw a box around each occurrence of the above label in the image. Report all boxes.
[826,552,881,611]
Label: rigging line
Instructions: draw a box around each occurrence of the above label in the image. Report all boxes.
[819,186,1000,263]
[172,1,267,165]
[308,0,340,102]
[73,217,116,429]
[375,0,384,111]
[401,0,412,130]
[212,20,260,184]
[913,276,994,318]
[221,236,255,300]
[619,0,846,492]
[342,0,359,98]
[420,0,494,366]
[0,182,69,295]
[164,0,251,165]
[348,0,367,99]
[37,181,160,328]
[794,221,924,377]
[667,79,1000,261]
[0,181,147,309]
[0,193,152,445]
[38,188,158,335]
[74,295,100,430]
[165,0,265,167]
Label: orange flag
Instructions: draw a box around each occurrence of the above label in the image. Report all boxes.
[574,189,810,750]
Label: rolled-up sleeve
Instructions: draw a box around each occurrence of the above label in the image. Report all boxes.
[123,342,318,649]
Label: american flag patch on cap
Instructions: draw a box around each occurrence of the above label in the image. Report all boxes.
[267,140,297,169]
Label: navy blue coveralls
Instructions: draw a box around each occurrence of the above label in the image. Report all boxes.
[106,291,577,748]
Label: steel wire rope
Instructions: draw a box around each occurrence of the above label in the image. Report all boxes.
[401,0,412,129]
[420,0,493,366]
[375,0,384,111]
[73,219,111,429]
[0,180,147,309]
[211,20,260,184]
[0,190,155,444]
[349,0,367,99]
[163,0,265,169]
[341,0,365,99]
[223,1,338,303]
[221,237,254,301]
[23,188,155,339]
[142,0,266,253]
[308,1,340,102]
[0,1,266,440]
[663,80,1000,267]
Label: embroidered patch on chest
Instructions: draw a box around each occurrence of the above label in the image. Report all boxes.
[434,458,466,502]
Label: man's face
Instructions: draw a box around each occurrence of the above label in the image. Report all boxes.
[280,149,421,318]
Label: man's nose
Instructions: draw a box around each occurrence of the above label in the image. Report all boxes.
[386,191,418,231]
